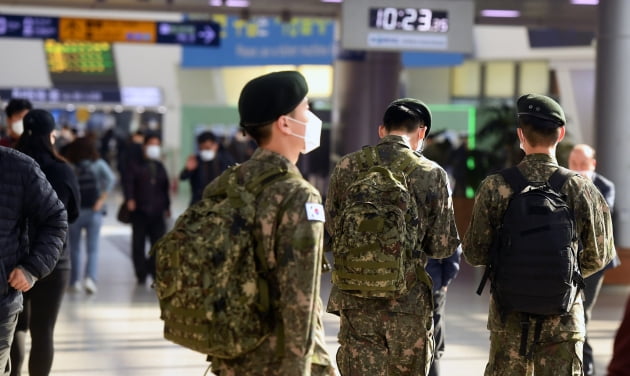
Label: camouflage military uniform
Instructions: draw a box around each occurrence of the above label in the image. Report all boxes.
[211,148,335,376]
[326,135,460,375]
[463,153,616,376]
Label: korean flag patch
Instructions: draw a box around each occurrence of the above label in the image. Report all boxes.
[305,203,325,222]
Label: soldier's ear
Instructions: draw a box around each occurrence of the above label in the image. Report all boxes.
[378,125,386,138]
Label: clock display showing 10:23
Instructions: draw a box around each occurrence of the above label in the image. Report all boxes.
[369,7,449,33]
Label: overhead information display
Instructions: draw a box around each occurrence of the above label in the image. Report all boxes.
[0,14,58,39]
[341,0,473,53]
[0,13,220,47]
[59,18,156,43]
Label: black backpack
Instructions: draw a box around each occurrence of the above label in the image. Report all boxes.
[76,161,100,209]
[477,166,584,356]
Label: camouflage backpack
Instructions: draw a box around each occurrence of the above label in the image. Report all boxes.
[152,165,296,359]
[331,146,420,299]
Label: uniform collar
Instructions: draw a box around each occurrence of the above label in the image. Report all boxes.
[522,153,558,164]
[251,147,303,175]
[378,134,413,150]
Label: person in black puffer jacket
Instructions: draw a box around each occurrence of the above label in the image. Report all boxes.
[0,144,67,376]
[11,109,79,376]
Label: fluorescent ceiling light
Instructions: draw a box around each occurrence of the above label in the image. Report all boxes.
[571,0,598,5]
[321,0,343,3]
[480,9,521,18]
[226,0,249,6]
[208,0,249,6]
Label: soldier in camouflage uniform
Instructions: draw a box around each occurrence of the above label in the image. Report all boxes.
[210,71,336,376]
[463,94,616,376]
[326,98,460,376]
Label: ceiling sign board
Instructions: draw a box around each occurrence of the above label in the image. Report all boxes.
[156,21,220,46]
[341,0,474,53]
[59,18,156,43]
[0,14,58,39]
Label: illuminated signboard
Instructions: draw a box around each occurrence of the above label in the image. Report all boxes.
[0,14,58,39]
[44,39,119,86]
[341,0,473,52]
[157,21,220,46]
[59,18,156,43]
[0,13,220,47]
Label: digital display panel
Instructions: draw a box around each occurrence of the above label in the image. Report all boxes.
[341,0,473,52]
[157,21,220,46]
[44,39,119,87]
[0,14,58,39]
[369,8,448,33]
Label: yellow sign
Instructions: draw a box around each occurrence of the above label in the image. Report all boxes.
[59,18,156,43]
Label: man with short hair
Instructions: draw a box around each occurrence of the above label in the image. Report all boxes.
[1,99,32,148]
[179,130,235,206]
[0,146,68,375]
[209,71,336,375]
[326,98,460,375]
[568,143,619,376]
[463,94,616,375]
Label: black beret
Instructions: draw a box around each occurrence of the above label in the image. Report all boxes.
[517,94,565,127]
[23,109,56,135]
[238,71,308,127]
[386,98,432,135]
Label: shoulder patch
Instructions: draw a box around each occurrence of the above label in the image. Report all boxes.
[305,203,325,222]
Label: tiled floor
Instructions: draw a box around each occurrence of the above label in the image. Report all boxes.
[18,193,630,375]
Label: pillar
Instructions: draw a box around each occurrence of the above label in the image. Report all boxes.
[595,0,630,247]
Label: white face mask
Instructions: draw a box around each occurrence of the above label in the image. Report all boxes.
[286,111,322,154]
[199,149,216,162]
[145,145,161,160]
[11,119,24,136]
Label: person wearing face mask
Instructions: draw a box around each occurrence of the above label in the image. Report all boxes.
[179,131,235,206]
[208,71,336,376]
[123,133,170,285]
[568,143,619,376]
[1,99,32,148]
[326,98,460,375]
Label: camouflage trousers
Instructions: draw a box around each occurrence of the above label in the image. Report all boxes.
[337,309,434,376]
[211,362,335,376]
[485,329,583,376]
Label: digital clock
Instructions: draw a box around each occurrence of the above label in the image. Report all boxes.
[369,7,449,33]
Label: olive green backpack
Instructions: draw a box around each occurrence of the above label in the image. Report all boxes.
[331,146,420,299]
[152,165,295,359]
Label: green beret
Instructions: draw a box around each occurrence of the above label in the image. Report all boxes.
[386,98,432,135]
[23,109,56,135]
[238,71,308,127]
[517,94,565,126]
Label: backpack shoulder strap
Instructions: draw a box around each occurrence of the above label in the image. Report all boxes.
[548,167,574,192]
[499,166,529,194]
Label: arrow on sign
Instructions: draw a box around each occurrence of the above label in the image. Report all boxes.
[197,26,216,44]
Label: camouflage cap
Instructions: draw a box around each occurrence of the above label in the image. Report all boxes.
[238,71,308,128]
[386,98,432,136]
[517,94,566,127]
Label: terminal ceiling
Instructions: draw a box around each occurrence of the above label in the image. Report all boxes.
[0,0,598,32]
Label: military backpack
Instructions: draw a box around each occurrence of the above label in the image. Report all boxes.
[477,166,584,356]
[152,165,296,359]
[331,146,420,299]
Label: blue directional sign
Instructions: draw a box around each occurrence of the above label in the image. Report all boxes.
[0,14,59,39]
[156,21,220,46]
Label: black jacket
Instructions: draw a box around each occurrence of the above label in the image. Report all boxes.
[179,150,234,205]
[124,157,170,217]
[0,147,67,317]
[36,153,80,270]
